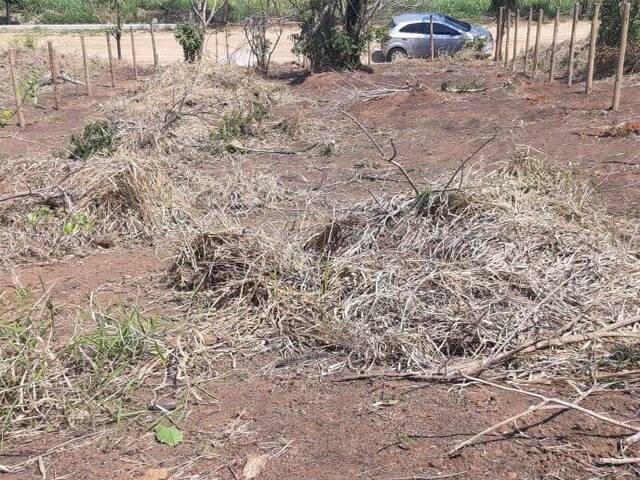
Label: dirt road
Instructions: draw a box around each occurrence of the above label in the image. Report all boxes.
[0,20,591,66]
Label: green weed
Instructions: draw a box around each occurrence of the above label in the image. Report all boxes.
[70,119,120,160]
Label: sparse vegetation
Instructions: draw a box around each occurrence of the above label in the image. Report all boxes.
[69,119,120,160]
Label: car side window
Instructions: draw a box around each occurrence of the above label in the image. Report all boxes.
[433,23,460,36]
[399,23,428,34]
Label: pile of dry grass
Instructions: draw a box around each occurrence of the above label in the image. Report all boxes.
[0,152,184,263]
[169,158,640,377]
[520,40,590,80]
[108,61,292,156]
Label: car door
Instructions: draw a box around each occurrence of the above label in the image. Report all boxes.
[432,23,463,55]
[397,22,429,57]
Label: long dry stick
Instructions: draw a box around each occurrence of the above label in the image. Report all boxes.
[462,375,640,434]
[338,107,420,196]
[449,388,593,455]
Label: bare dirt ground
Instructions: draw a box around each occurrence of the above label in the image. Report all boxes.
[0,20,592,66]
[1,50,640,480]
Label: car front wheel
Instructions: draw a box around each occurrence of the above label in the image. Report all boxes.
[387,48,407,62]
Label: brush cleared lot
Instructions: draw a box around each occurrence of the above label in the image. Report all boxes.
[1,47,640,480]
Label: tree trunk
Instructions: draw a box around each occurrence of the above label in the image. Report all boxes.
[345,0,363,66]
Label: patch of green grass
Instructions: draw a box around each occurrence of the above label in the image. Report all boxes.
[210,102,268,153]
[0,302,168,439]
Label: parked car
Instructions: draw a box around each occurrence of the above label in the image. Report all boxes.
[382,13,493,61]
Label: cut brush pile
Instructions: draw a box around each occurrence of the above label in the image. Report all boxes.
[0,152,183,263]
[169,158,640,378]
[108,61,293,156]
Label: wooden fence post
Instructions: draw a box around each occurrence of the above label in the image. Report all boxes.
[495,6,504,63]
[548,10,560,82]
[430,15,435,60]
[512,8,519,68]
[504,9,511,68]
[567,3,579,86]
[8,49,26,128]
[150,21,159,71]
[225,23,230,63]
[47,41,61,109]
[612,1,631,111]
[80,36,92,96]
[130,27,139,80]
[585,2,600,94]
[532,9,543,77]
[106,32,116,87]
[523,7,533,74]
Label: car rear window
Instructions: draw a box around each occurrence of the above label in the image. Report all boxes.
[388,20,396,29]
[444,15,472,32]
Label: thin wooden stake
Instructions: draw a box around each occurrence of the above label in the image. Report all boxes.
[567,3,579,86]
[80,36,92,96]
[106,32,116,87]
[532,9,543,77]
[612,1,631,111]
[215,28,219,62]
[585,2,600,94]
[150,21,159,71]
[225,23,230,63]
[47,41,61,109]
[430,15,435,60]
[512,8,519,68]
[523,7,533,74]
[504,9,511,68]
[8,49,25,129]
[495,6,504,63]
[130,27,139,80]
[548,10,560,82]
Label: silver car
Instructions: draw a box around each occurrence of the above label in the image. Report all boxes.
[383,13,493,61]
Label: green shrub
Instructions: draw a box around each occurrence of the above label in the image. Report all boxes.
[70,119,120,160]
[0,109,13,128]
[174,21,204,62]
[210,102,268,152]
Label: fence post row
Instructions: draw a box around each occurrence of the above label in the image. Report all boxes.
[80,35,92,96]
[548,9,560,82]
[430,15,435,60]
[567,3,579,86]
[532,8,543,77]
[8,49,26,128]
[495,6,504,63]
[512,8,519,68]
[612,1,631,111]
[130,27,139,80]
[150,21,159,70]
[585,2,601,94]
[47,41,61,109]
[523,7,533,74]
[106,32,116,87]
[504,9,511,68]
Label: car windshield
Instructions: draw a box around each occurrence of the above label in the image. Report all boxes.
[444,15,471,32]
[388,20,396,29]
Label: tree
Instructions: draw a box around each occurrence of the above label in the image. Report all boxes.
[243,0,285,75]
[598,0,640,47]
[4,0,14,21]
[291,0,381,71]
[187,0,228,30]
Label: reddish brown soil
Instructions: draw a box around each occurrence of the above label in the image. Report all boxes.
[2,59,640,480]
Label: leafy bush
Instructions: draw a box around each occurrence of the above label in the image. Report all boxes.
[0,109,13,128]
[598,0,640,47]
[174,21,204,62]
[70,119,120,160]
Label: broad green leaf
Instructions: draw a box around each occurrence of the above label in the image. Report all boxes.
[155,424,183,447]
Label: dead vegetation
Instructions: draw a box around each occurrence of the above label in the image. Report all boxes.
[168,156,640,380]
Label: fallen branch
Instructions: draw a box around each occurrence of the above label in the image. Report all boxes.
[596,457,640,466]
[338,107,420,196]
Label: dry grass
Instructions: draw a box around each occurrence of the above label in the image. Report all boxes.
[168,157,640,376]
